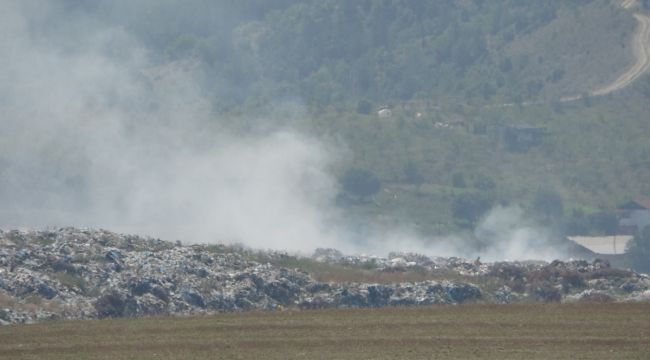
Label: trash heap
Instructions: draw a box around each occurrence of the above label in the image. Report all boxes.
[0,228,481,325]
[311,248,650,304]
[0,229,648,325]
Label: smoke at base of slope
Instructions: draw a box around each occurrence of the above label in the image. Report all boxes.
[0,1,563,261]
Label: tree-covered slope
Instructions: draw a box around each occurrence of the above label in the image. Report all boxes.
[4,0,650,244]
[85,0,635,107]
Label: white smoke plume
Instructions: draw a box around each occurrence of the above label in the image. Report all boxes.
[473,206,563,261]
[0,1,344,252]
[0,1,564,261]
[338,206,563,261]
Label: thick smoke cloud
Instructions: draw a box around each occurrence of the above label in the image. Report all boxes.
[0,1,563,260]
[0,1,343,252]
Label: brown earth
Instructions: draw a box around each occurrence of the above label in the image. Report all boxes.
[1,303,649,359]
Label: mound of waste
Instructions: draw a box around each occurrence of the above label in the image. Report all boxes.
[0,229,648,325]
[312,248,650,304]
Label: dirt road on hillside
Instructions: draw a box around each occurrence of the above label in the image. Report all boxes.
[622,0,637,10]
[483,5,650,107]
[559,10,650,102]
[590,12,650,96]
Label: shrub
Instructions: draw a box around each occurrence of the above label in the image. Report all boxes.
[340,168,381,200]
[452,192,494,227]
[452,173,466,188]
[95,292,126,318]
[356,99,373,115]
[533,284,562,302]
[626,226,650,273]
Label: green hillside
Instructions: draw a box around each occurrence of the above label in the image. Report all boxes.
[221,75,650,238]
[112,0,635,107]
[4,0,650,246]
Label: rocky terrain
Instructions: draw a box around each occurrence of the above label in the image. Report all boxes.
[1,228,649,325]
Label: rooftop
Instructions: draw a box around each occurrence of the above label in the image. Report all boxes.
[618,196,650,210]
[567,235,633,255]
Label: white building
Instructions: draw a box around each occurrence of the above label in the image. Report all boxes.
[377,108,392,118]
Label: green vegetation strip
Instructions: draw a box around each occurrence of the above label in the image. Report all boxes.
[1,303,649,359]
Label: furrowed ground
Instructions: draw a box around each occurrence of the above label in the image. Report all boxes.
[1,303,649,360]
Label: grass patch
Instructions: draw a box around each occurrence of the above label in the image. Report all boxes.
[52,272,85,290]
[261,255,503,286]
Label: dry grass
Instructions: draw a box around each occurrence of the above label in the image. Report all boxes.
[1,303,649,359]
[261,256,483,284]
[0,291,60,315]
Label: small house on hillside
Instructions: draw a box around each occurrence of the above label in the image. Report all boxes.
[377,107,392,118]
[617,197,650,235]
[433,118,467,130]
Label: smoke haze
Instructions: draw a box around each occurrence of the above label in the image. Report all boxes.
[0,1,563,261]
[473,206,563,261]
[0,1,336,250]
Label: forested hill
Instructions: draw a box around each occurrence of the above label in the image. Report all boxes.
[252,0,630,105]
[5,0,650,260]
[81,0,637,107]
[124,1,650,246]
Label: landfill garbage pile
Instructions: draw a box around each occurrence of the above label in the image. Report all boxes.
[311,248,650,304]
[0,229,648,325]
[0,228,482,325]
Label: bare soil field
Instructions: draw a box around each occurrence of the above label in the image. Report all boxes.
[1,303,649,360]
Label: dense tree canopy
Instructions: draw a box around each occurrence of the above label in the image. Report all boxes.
[341,168,381,200]
[627,226,650,273]
[81,0,600,108]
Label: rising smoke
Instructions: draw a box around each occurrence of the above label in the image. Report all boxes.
[0,1,562,260]
[0,1,343,252]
